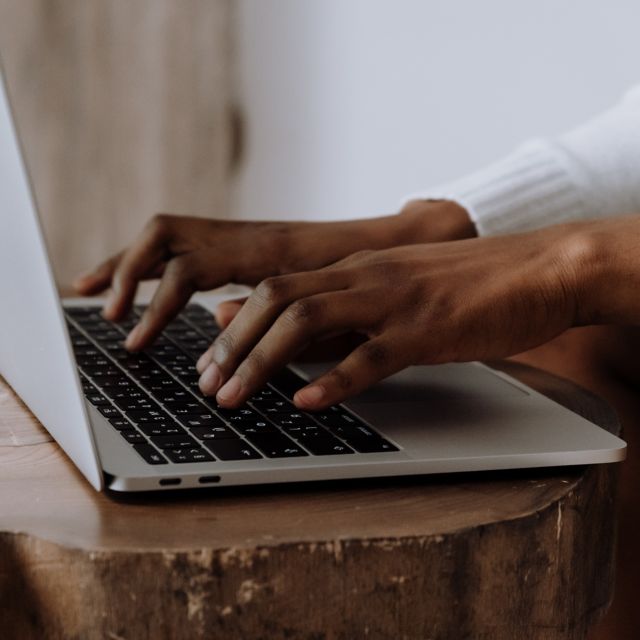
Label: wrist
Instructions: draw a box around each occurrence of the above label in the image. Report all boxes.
[565,216,640,327]
[397,199,477,243]
[278,200,476,274]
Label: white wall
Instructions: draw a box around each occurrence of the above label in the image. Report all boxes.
[234,0,640,220]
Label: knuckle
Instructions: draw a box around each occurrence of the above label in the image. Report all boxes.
[327,367,353,391]
[343,249,375,265]
[146,213,173,238]
[165,256,194,282]
[360,341,391,368]
[283,298,321,327]
[242,349,267,376]
[254,276,289,307]
[367,259,403,284]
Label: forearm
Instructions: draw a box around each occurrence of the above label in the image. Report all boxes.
[277,199,476,273]
[408,86,640,236]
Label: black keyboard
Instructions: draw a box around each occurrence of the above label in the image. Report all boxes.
[64,303,399,465]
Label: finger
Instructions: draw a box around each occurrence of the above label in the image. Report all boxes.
[125,255,201,350]
[196,297,249,374]
[203,270,350,392]
[104,215,175,321]
[209,291,376,406]
[293,335,407,410]
[215,298,247,329]
[72,252,123,295]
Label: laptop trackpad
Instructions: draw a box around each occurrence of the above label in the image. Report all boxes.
[293,361,528,406]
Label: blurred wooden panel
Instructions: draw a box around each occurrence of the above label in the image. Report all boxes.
[0,0,234,287]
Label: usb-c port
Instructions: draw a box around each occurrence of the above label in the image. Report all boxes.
[199,475,221,484]
[159,478,182,487]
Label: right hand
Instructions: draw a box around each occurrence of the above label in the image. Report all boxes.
[73,200,474,350]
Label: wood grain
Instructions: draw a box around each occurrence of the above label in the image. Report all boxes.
[0,362,620,639]
[0,0,234,288]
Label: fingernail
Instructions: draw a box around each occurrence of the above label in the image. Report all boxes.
[295,385,325,408]
[125,324,141,350]
[199,362,222,395]
[217,375,242,405]
[213,341,228,364]
[196,350,213,374]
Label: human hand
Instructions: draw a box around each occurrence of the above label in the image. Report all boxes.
[211,198,475,329]
[73,200,474,348]
[196,222,601,410]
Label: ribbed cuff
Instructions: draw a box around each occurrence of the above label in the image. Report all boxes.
[406,140,591,237]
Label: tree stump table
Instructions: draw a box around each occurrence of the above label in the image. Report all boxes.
[0,360,620,640]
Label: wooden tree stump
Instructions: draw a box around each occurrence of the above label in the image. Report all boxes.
[0,361,620,639]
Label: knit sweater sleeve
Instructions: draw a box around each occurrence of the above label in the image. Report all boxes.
[408,86,640,236]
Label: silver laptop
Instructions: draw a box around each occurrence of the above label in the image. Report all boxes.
[0,67,626,492]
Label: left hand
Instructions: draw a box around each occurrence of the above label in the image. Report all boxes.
[198,222,593,410]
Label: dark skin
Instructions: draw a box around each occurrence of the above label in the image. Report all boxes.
[73,203,640,411]
[74,199,476,400]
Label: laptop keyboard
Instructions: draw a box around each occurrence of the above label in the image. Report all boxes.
[64,303,399,465]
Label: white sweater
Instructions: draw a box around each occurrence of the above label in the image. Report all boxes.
[414,86,640,236]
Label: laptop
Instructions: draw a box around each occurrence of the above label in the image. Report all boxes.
[0,66,626,492]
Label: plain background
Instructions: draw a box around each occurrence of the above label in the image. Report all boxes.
[234,0,640,221]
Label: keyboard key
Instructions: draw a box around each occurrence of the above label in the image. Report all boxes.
[78,357,112,368]
[251,398,295,413]
[82,365,120,377]
[313,412,381,439]
[204,439,262,461]
[177,413,228,429]
[150,435,199,449]
[97,405,121,419]
[155,389,192,403]
[232,420,277,435]
[111,389,150,402]
[86,393,110,406]
[165,447,215,463]
[311,409,361,427]
[280,423,324,437]
[143,378,181,392]
[66,306,97,318]
[217,408,259,423]
[343,437,399,453]
[270,413,317,429]
[126,410,171,424]
[138,422,186,437]
[163,400,204,414]
[108,417,134,431]
[121,430,147,444]
[112,395,152,409]
[74,347,102,358]
[297,435,354,456]
[118,401,162,414]
[91,375,129,388]
[133,444,167,465]
[189,425,239,440]
[245,432,309,458]
[92,330,122,342]
[250,388,278,401]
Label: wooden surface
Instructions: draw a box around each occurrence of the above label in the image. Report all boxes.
[0,361,620,640]
[0,0,234,287]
